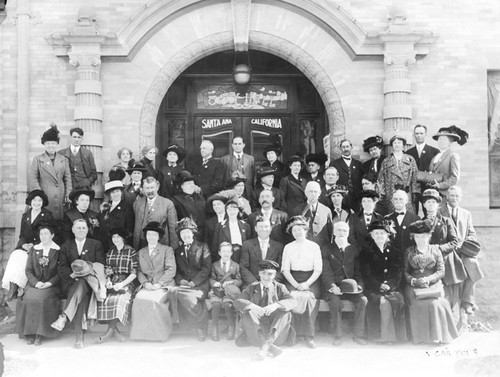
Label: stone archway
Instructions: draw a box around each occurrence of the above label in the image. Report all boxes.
[138,31,345,157]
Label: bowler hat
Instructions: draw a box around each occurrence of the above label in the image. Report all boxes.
[363,136,384,153]
[285,215,309,234]
[459,239,481,258]
[109,227,128,241]
[259,260,280,271]
[305,153,328,166]
[70,260,94,279]
[69,186,95,203]
[41,123,60,144]
[126,161,147,174]
[143,221,165,238]
[339,279,363,294]
[163,144,186,163]
[408,219,434,234]
[421,188,442,204]
[25,189,49,207]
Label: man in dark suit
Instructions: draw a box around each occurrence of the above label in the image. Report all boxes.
[321,221,367,346]
[348,190,383,250]
[319,166,340,208]
[247,189,288,243]
[58,127,97,189]
[51,219,105,348]
[234,260,296,359]
[240,216,284,286]
[331,139,364,211]
[385,189,420,253]
[406,124,440,211]
[220,136,255,197]
[362,136,385,180]
[191,140,224,198]
[303,153,328,186]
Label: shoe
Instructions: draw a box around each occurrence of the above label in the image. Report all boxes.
[197,328,206,342]
[95,328,115,344]
[75,332,84,349]
[26,336,35,345]
[353,336,367,345]
[226,325,235,340]
[268,344,283,358]
[257,342,271,360]
[463,303,478,315]
[115,329,126,343]
[34,335,42,346]
[51,314,67,331]
[332,338,342,346]
[304,337,316,349]
[6,282,19,302]
[211,324,219,342]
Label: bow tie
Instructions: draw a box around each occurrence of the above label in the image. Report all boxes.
[396,212,405,216]
[342,156,351,160]
[364,213,373,216]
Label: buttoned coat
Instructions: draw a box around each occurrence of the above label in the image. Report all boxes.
[133,195,179,250]
[362,156,386,180]
[292,202,333,247]
[16,208,54,250]
[321,243,363,296]
[239,238,284,285]
[26,244,60,289]
[279,174,307,212]
[123,183,141,205]
[428,149,460,198]
[348,211,384,251]
[247,208,288,244]
[191,156,224,198]
[212,219,251,262]
[97,201,135,251]
[29,152,73,220]
[137,244,176,287]
[174,240,212,295]
[331,157,364,210]
[209,259,242,288]
[63,208,100,243]
[220,153,255,196]
[159,164,183,198]
[59,147,97,188]
[385,211,421,254]
[406,143,440,172]
[360,240,402,293]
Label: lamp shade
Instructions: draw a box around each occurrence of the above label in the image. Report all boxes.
[233,64,252,85]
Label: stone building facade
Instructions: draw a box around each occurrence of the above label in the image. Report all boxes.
[0,0,499,321]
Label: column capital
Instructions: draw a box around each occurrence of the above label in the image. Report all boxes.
[68,53,101,69]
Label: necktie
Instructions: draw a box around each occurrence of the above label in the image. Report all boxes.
[237,155,242,172]
[260,241,267,259]
[185,244,191,257]
[148,200,153,210]
[222,261,227,272]
[452,208,458,225]
[261,286,269,307]
[202,159,208,166]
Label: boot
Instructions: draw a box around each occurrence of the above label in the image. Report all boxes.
[211,322,219,342]
[6,282,19,301]
[75,331,84,349]
[95,326,115,344]
[51,314,67,331]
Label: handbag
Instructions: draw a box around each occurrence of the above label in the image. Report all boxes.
[414,286,442,299]
[417,171,444,183]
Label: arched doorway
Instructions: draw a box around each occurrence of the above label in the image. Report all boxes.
[155,50,329,170]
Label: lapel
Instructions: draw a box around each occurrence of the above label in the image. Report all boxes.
[238,221,247,238]
[432,149,450,171]
[30,209,49,229]
[150,244,163,267]
[330,243,345,263]
[222,221,232,242]
[68,240,81,261]
[140,247,155,272]
[336,158,350,174]
[289,175,305,191]
[250,238,263,260]
[39,153,59,182]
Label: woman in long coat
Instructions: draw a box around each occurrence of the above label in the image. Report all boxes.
[29,124,72,220]
[2,190,53,300]
[378,135,418,214]
[403,219,458,344]
[173,218,212,342]
[129,221,176,341]
[361,221,406,343]
[16,222,61,345]
[280,156,307,212]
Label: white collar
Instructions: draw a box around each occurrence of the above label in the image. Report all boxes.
[33,241,60,250]
[233,152,243,159]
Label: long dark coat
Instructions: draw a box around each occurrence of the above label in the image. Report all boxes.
[97,201,135,251]
[174,240,212,296]
[279,174,307,212]
[16,208,54,249]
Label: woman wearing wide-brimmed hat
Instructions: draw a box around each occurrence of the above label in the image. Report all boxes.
[160,144,186,198]
[95,227,138,344]
[279,155,307,212]
[124,161,147,204]
[281,215,322,349]
[173,218,212,342]
[62,186,99,242]
[426,125,468,201]
[360,220,407,343]
[29,124,72,220]
[261,136,288,188]
[2,190,54,301]
[97,171,135,251]
[403,219,458,344]
[251,166,287,212]
[16,221,61,346]
[362,136,386,180]
[129,221,176,342]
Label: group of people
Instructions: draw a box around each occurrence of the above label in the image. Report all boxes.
[1,122,483,359]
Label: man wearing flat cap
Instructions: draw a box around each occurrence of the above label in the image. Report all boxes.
[234,260,297,359]
[51,219,105,348]
[362,136,385,180]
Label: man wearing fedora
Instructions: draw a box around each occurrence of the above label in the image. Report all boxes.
[62,187,99,242]
[221,136,255,197]
[321,221,367,345]
[234,260,297,359]
[439,186,484,317]
[251,167,287,212]
[362,136,385,180]
[51,219,105,348]
[58,127,97,190]
[191,140,224,198]
[133,176,179,250]
[160,144,186,198]
[247,190,288,244]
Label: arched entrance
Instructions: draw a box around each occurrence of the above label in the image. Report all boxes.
[155,50,329,168]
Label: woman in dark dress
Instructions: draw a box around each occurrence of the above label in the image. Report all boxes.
[279,155,307,212]
[2,190,53,300]
[160,144,185,198]
[95,227,137,343]
[261,141,288,188]
[140,145,163,185]
[361,220,406,343]
[16,221,60,345]
[62,187,99,242]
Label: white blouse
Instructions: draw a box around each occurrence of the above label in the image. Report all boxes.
[281,239,322,272]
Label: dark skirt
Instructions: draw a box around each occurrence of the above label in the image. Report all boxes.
[16,286,60,338]
[366,290,407,342]
[284,270,320,338]
[170,286,208,328]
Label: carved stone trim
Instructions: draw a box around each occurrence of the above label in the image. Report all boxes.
[231,0,252,52]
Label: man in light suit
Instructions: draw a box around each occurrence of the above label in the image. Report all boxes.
[58,127,97,190]
[240,216,284,286]
[51,219,105,348]
[291,181,333,247]
[220,136,255,197]
[439,186,484,316]
[191,140,224,198]
[247,189,288,244]
[133,176,179,250]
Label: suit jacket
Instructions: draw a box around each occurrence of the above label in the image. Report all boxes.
[137,244,176,286]
[427,213,465,285]
[133,195,179,250]
[97,201,135,251]
[174,240,212,294]
[220,153,255,196]
[29,152,72,220]
[331,157,364,210]
[279,174,307,213]
[251,186,287,212]
[209,260,242,288]
[63,208,100,243]
[385,211,420,253]
[362,156,386,179]
[239,238,284,285]
[321,242,363,296]
[360,241,402,293]
[428,149,460,197]
[406,143,440,172]
[234,281,296,311]
[348,212,384,251]
[123,182,141,205]
[58,238,105,290]
[247,209,288,244]
[212,220,251,262]
[303,172,325,187]
[292,202,333,247]
[192,157,224,198]
[25,243,60,289]
[16,208,54,249]
[59,147,97,188]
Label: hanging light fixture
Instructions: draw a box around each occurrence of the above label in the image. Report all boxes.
[233,51,252,85]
